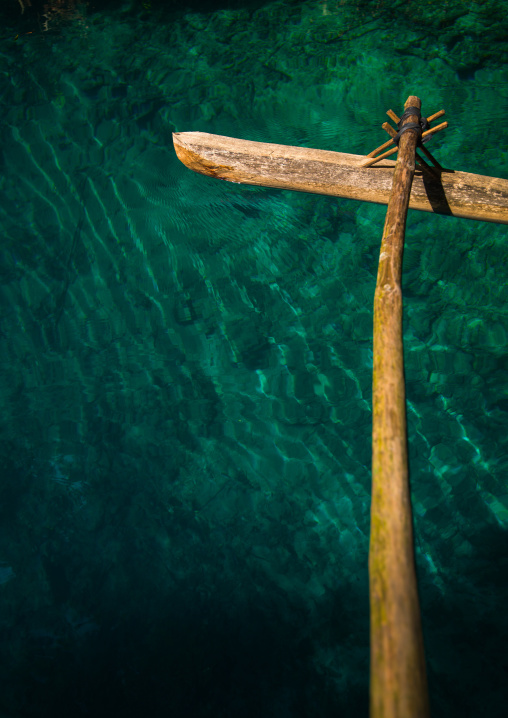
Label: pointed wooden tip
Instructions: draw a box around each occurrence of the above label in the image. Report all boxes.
[173,132,216,175]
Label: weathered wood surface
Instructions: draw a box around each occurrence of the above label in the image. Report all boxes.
[369,97,430,718]
[173,131,508,224]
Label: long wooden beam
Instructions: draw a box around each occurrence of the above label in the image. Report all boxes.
[369,96,429,718]
[173,131,508,225]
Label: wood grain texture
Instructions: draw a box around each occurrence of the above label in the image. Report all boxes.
[369,97,430,718]
[173,131,508,224]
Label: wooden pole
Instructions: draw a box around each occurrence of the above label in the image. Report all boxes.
[369,96,430,718]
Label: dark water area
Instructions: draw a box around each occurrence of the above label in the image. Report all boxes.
[1,0,507,716]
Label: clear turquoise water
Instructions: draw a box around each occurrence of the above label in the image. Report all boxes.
[0,1,508,716]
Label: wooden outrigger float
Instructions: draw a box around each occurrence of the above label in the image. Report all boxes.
[173,129,508,225]
[173,97,508,718]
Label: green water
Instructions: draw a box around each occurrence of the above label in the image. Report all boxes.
[0,1,507,715]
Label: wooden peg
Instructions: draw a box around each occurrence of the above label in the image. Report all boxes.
[367,122,397,157]
[417,143,444,170]
[362,145,399,167]
[386,108,399,124]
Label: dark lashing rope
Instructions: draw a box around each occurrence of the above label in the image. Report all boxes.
[393,106,430,145]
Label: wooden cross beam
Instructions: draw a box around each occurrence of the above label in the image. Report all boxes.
[173,96,508,718]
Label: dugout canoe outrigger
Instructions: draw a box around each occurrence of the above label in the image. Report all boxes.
[173,96,508,718]
[173,129,508,225]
